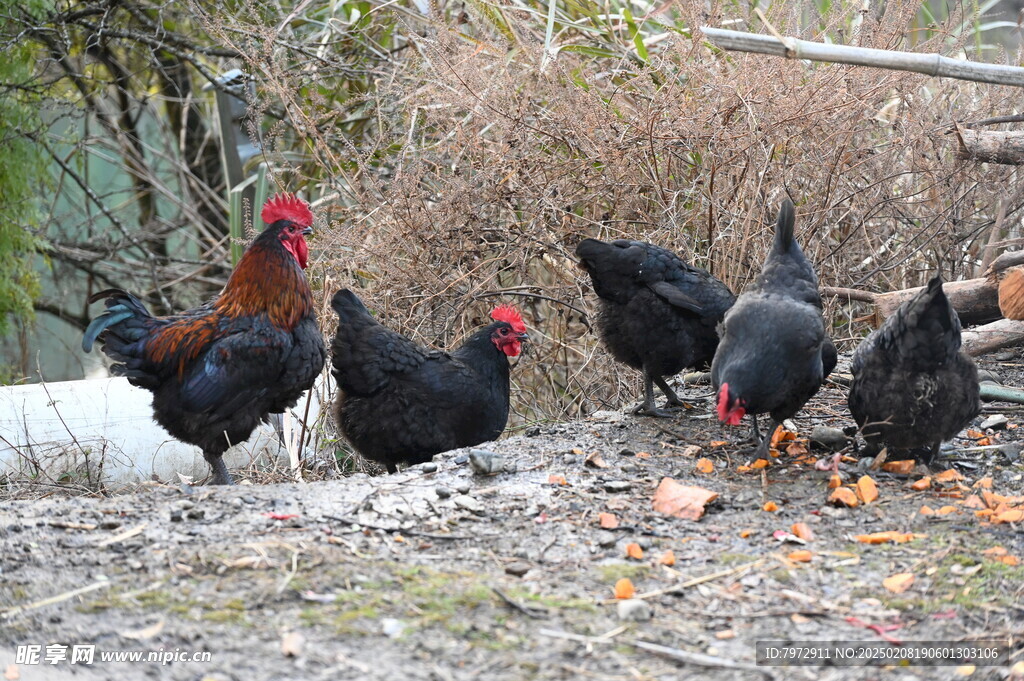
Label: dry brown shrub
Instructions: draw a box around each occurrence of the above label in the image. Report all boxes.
[199,1,1023,429]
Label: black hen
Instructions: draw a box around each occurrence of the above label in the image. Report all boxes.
[330,289,528,472]
[576,238,735,417]
[711,199,837,456]
[848,275,980,464]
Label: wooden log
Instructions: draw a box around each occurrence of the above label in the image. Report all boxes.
[954,125,1024,166]
[873,277,1000,327]
[998,266,1024,320]
[962,318,1024,356]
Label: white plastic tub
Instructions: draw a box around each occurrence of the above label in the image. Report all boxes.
[0,377,325,488]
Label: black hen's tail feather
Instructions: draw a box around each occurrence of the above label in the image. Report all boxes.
[774,198,796,254]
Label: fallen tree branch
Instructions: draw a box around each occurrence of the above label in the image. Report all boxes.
[824,279,1001,327]
[700,27,1024,87]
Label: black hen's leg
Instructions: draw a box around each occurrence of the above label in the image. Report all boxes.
[752,419,780,459]
[205,452,234,485]
[749,414,762,444]
[921,442,941,467]
[386,462,398,474]
[632,369,674,418]
[653,376,684,408]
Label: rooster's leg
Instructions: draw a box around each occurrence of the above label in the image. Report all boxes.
[205,452,234,485]
[653,376,684,408]
[632,370,674,418]
[922,442,941,467]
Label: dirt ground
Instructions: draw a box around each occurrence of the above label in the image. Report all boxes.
[2,356,1023,681]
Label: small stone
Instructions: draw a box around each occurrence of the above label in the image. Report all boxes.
[618,448,635,457]
[604,481,631,493]
[591,410,624,423]
[185,509,205,520]
[176,500,195,510]
[453,495,483,514]
[453,454,469,465]
[381,618,406,638]
[468,449,504,475]
[977,369,1001,384]
[230,498,243,507]
[504,562,531,577]
[636,537,653,550]
[616,599,652,622]
[455,482,471,495]
[169,510,183,522]
[809,425,847,450]
[435,486,453,499]
[420,462,439,473]
[596,531,618,547]
[998,443,1022,461]
[980,414,1008,430]
[242,496,257,504]
[99,521,121,530]
[562,454,578,466]
[621,464,639,474]
[525,426,541,437]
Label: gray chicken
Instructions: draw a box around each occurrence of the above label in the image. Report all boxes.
[712,198,837,456]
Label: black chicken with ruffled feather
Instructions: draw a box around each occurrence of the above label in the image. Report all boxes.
[575,238,736,417]
[848,275,980,464]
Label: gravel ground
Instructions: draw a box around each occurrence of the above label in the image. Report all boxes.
[2,357,1023,681]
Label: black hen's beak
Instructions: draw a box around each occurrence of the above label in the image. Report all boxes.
[517,333,530,343]
[302,226,313,236]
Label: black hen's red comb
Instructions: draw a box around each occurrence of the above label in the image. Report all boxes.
[261,193,313,227]
[490,304,526,334]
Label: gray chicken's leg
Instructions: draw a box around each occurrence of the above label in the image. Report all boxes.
[205,452,234,485]
[632,370,675,418]
[922,442,941,467]
[653,376,684,408]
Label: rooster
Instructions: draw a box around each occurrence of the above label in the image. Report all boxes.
[82,194,326,484]
[848,275,980,464]
[575,238,735,417]
[330,289,528,472]
[711,199,837,457]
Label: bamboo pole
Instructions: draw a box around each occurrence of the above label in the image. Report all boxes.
[700,27,1024,88]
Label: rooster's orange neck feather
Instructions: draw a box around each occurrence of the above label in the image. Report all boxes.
[215,239,314,330]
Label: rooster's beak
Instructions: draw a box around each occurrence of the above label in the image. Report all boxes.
[517,333,530,342]
[302,226,313,236]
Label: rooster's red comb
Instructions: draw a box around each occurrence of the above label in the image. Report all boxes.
[490,304,526,334]
[261,193,313,227]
